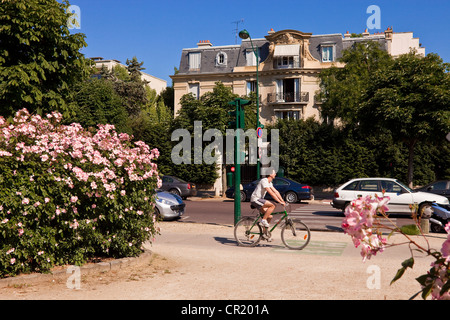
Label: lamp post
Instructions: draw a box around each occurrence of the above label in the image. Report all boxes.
[239,29,261,180]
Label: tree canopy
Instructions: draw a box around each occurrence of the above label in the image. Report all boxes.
[0,0,91,118]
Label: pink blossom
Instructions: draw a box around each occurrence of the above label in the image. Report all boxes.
[70,196,78,203]
[22,198,30,205]
[441,222,450,262]
[342,195,388,261]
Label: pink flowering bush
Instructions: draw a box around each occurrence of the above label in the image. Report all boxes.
[0,109,161,277]
[342,195,450,300]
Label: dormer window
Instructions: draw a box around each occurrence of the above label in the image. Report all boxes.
[215,52,227,66]
[273,44,300,69]
[321,45,335,62]
[245,48,260,66]
[188,52,201,70]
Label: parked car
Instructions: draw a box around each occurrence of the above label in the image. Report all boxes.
[415,180,450,201]
[160,175,197,199]
[154,190,185,220]
[225,177,313,203]
[332,177,450,214]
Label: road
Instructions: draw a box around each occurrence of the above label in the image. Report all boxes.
[178,199,414,231]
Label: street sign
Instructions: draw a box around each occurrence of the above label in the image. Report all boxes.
[256,127,263,138]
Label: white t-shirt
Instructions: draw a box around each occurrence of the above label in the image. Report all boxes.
[250,178,273,202]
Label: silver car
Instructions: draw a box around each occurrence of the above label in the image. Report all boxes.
[154,191,185,220]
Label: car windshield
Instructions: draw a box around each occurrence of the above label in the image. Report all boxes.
[395,180,412,192]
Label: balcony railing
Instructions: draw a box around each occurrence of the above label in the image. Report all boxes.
[267,92,309,104]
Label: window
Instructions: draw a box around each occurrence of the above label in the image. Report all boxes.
[343,181,359,190]
[189,83,199,99]
[216,52,227,66]
[321,45,334,62]
[189,52,201,70]
[430,181,448,190]
[245,48,260,66]
[274,56,300,69]
[380,180,404,193]
[275,110,300,121]
[246,81,257,95]
[358,180,380,192]
[273,178,289,186]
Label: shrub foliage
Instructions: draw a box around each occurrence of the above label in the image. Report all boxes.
[0,109,161,277]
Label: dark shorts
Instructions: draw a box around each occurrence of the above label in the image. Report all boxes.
[250,198,267,210]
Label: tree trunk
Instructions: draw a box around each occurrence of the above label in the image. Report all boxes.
[407,139,418,188]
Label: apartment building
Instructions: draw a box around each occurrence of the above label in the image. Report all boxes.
[171,27,425,125]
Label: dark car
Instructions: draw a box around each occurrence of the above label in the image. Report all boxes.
[225,177,313,203]
[160,175,197,199]
[415,180,450,201]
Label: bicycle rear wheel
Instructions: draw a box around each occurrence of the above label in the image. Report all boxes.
[281,219,311,250]
[234,217,262,247]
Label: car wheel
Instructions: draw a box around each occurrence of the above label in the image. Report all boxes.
[240,190,247,202]
[285,191,298,203]
[419,202,432,217]
[169,188,181,197]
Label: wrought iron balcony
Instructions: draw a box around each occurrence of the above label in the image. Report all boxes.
[267,92,309,104]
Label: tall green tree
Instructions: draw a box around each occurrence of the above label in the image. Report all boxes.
[0,0,91,118]
[70,78,131,134]
[359,52,450,186]
[318,41,391,125]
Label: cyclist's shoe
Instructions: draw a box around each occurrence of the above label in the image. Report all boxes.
[260,219,270,228]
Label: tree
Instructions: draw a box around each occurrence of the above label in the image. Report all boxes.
[0,0,91,118]
[70,78,131,134]
[359,52,450,186]
[318,41,391,125]
[126,56,145,82]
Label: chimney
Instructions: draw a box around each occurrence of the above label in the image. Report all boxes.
[344,31,351,38]
[268,28,275,35]
[384,26,393,40]
[362,28,370,37]
[197,40,213,48]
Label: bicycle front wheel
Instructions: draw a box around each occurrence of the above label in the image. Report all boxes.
[234,217,262,247]
[281,219,311,250]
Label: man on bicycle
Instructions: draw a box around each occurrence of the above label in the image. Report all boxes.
[250,169,285,229]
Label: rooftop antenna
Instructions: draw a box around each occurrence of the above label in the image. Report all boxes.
[232,19,244,44]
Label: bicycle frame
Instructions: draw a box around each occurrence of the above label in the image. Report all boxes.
[252,209,291,234]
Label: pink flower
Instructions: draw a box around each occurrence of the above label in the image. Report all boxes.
[10,258,16,265]
[441,222,450,262]
[70,196,78,203]
[22,198,30,205]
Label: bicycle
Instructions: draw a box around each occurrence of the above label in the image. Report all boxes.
[234,204,311,250]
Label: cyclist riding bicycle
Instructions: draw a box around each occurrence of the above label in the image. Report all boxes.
[250,169,285,229]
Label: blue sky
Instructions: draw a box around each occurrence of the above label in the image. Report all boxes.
[70,0,450,85]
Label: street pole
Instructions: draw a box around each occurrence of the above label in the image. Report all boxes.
[234,123,241,225]
[228,98,249,225]
[239,29,261,180]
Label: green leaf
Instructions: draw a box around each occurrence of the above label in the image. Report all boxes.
[399,224,421,235]
[391,258,414,285]
[391,267,406,285]
[402,257,415,269]
[440,279,450,296]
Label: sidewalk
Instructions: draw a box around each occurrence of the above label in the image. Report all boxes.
[1,221,447,300]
